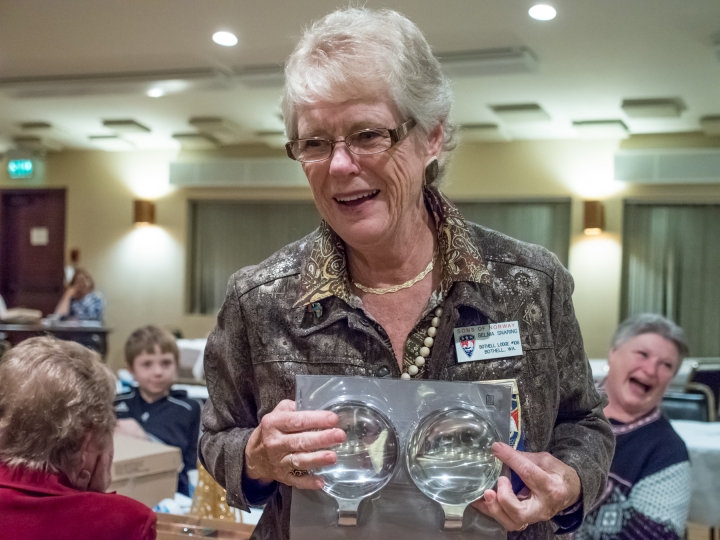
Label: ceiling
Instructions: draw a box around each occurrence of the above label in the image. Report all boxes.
[1,0,719,152]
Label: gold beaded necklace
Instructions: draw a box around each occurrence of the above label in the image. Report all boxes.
[353,251,436,295]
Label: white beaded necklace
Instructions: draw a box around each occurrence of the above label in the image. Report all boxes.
[401,307,442,379]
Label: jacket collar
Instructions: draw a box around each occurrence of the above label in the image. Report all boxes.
[295,186,492,307]
[0,462,75,497]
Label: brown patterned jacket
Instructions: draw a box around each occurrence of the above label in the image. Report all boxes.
[200,188,614,540]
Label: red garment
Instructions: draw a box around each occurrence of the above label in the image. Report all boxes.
[0,462,156,540]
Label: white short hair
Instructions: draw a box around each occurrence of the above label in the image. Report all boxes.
[282,7,456,180]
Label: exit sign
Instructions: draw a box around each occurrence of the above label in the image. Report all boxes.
[8,159,34,179]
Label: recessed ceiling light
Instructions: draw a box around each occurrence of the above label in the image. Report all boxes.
[212,31,238,47]
[528,4,557,21]
[147,88,164,98]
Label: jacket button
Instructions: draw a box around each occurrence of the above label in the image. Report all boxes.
[375,366,390,378]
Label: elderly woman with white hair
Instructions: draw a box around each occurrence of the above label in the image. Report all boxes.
[200,7,613,539]
[0,337,156,540]
[575,314,692,540]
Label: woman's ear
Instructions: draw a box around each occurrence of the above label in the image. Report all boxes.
[64,432,94,491]
[426,121,445,160]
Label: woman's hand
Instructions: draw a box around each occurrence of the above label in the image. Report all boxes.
[69,432,114,493]
[244,399,346,489]
[471,442,581,532]
[54,285,77,317]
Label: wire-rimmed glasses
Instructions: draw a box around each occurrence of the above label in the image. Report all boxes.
[285,119,416,163]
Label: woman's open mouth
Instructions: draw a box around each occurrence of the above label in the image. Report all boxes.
[629,377,652,394]
[334,190,380,206]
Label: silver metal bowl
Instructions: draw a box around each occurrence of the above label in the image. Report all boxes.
[406,407,502,506]
[315,400,399,502]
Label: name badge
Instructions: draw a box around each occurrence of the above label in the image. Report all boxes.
[454,321,523,362]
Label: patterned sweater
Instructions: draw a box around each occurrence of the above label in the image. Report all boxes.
[574,409,691,540]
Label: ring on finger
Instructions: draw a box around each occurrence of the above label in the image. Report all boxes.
[518,523,529,531]
[288,453,310,477]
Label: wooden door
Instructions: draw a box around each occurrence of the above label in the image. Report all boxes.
[0,189,66,315]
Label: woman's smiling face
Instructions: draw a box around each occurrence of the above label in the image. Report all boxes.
[297,98,442,250]
[605,332,680,420]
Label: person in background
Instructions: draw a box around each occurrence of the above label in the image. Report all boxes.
[54,268,104,322]
[0,337,156,540]
[574,314,691,540]
[114,325,200,497]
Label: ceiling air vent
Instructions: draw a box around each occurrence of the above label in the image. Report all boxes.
[88,135,135,151]
[621,98,684,118]
[172,133,219,150]
[188,117,242,144]
[169,158,307,188]
[0,68,231,99]
[615,149,720,184]
[236,65,285,88]
[700,116,720,136]
[573,120,629,139]
[458,123,511,142]
[13,136,63,152]
[439,47,538,77]
[103,119,151,133]
[490,103,550,123]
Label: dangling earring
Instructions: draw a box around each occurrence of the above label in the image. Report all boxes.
[424,157,439,186]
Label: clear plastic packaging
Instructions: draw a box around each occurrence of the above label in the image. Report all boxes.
[291,375,510,540]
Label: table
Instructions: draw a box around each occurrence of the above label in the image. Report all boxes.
[671,420,720,527]
[0,323,111,360]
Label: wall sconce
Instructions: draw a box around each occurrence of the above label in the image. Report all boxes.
[583,200,604,235]
[133,199,156,225]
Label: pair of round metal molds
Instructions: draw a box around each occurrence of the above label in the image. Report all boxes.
[315,400,502,528]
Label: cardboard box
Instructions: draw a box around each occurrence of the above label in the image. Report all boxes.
[110,434,182,508]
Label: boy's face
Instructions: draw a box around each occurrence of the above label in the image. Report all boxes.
[130,344,177,402]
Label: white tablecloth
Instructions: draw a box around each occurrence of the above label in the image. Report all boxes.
[671,420,720,526]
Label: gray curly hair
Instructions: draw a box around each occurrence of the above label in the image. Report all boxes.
[282,7,456,181]
[612,313,689,362]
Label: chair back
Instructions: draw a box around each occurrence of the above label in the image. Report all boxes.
[689,363,720,416]
[662,382,716,422]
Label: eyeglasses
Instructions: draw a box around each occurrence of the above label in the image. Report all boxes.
[285,119,416,163]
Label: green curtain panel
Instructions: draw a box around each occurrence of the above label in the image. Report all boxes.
[189,201,320,314]
[455,200,571,267]
[621,202,720,357]
[189,199,571,315]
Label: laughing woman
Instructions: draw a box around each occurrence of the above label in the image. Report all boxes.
[200,7,614,539]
